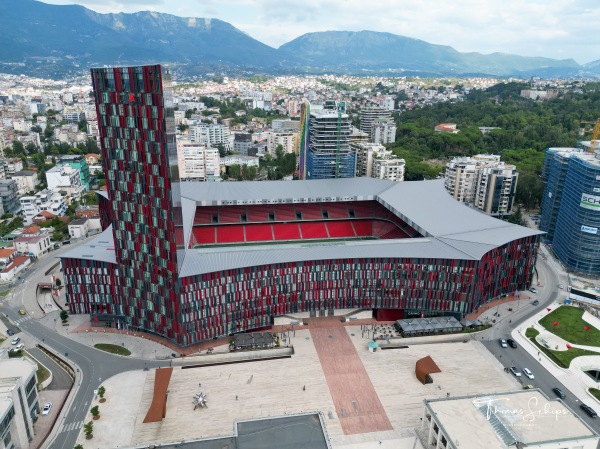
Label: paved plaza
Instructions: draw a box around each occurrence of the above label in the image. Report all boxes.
[73,326,519,449]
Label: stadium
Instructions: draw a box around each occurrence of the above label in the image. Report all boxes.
[63,176,542,346]
[59,65,543,346]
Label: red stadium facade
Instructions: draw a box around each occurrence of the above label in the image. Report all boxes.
[60,65,543,346]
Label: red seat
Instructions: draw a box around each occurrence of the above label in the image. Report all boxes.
[245,224,273,241]
[273,223,301,240]
[300,222,328,239]
[326,221,355,237]
[193,227,216,244]
[216,225,245,243]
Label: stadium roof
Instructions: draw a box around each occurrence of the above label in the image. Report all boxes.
[61,179,543,276]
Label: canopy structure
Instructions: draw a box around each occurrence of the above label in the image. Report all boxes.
[415,355,442,384]
[233,332,275,350]
[395,316,463,336]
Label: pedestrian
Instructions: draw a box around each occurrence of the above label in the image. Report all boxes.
[303,385,306,391]
[236,395,238,400]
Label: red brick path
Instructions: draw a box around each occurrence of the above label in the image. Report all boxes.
[310,327,393,435]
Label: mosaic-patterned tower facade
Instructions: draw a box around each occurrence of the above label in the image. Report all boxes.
[90,65,183,338]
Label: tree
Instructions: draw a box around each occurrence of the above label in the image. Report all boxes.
[506,205,526,226]
[83,421,93,439]
[77,119,88,132]
[74,445,84,449]
[52,230,65,242]
[43,125,54,140]
[25,143,38,155]
[98,386,106,401]
[60,310,69,322]
[91,405,100,419]
[55,278,62,287]
[275,144,284,160]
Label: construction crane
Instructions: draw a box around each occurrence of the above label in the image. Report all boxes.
[579,119,600,153]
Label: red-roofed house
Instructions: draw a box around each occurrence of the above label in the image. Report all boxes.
[0,248,16,270]
[14,234,51,258]
[0,255,31,282]
[434,123,460,134]
[32,210,57,223]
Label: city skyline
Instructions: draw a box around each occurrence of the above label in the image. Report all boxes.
[40,0,600,65]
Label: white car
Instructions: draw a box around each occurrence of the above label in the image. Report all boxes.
[14,343,24,351]
[11,337,20,345]
[523,368,534,379]
[499,338,508,348]
[559,284,564,289]
[42,402,52,415]
[510,367,522,377]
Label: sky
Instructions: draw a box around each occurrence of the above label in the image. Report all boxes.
[41,0,600,65]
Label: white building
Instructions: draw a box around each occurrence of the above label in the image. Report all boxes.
[420,390,598,449]
[0,357,40,449]
[189,124,232,151]
[220,155,260,168]
[444,154,518,216]
[3,159,23,177]
[11,171,39,196]
[370,117,396,144]
[271,119,300,132]
[13,234,51,258]
[359,107,392,139]
[19,190,67,225]
[68,217,89,239]
[176,140,220,182]
[266,132,299,156]
[45,165,82,192]
[353,142,405,181]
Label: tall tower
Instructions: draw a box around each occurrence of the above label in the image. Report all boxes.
[299,100,354,180]
[90,65,183,339]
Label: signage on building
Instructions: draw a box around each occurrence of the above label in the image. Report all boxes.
[581,225,598,234]
[580,193,600,210]
[594,188,600,193]
[596,175,600,180]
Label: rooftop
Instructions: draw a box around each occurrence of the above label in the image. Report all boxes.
[425,390,598,449]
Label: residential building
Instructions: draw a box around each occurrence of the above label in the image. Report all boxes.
[75,207,102,232]
[372,156,405,182]
[271,119,300,132]
[445,155,518,216]
[176,139,220,182]
[59,65,541,347]
[11,171,39,196]
[220,155,259,168]
[85,153,101,165]
[45,165,82,194]
[188,124,232,151]
[19,190,67,225]
[435,123,459,133]
[353,142,404,181]
[0,358,40,449]
[68,218,89,239]
[233,133,253,155]
[56,155,90,190]
[541,146,600,275]
[0,180,19,215]
[0,256,31,282]
[420,390,598,449]
[13,234,51,258]
[299,101,354,180]
[0,249,15,270]
[370,117,396,144]
[266,132,298,155]
[359,107,391,138]
[3,159,23,177]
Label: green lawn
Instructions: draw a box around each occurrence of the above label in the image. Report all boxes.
[528,336,600,368]
[0,289,10,297]
[94,343,131,356]
[525,327,539,338]
[590,388,600,401]
[539,306,600,347]
[36,362,50,384]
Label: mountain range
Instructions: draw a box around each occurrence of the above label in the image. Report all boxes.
[0,0,598,79]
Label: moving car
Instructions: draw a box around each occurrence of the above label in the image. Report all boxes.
[509,366,522,377]
[11,337,20,345]
[499,338,508,348]
[42,402,52,416]
[507,339,517,348]
[529,287,538,293]
[559,283,564,289]
[580,404,597,418]
[552,387,566,399]
[532,300,539,306]
[522,368,534,379]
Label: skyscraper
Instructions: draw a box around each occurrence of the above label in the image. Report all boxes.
[66,65,184,339]
[299,101,354,180]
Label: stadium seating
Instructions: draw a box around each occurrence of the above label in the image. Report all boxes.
[216,225,245,243]
[326,221,356,238]
[194,206,218,225]
[272,223,301,240]
[352,220,373,236]
[295,204,322,220]
[245,224,274,242]
[193,227,216,244]
[300,222,328,239]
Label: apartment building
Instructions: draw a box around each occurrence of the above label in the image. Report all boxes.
[20,189,67,224]
[353,142,405,181]
[176,139,220,182]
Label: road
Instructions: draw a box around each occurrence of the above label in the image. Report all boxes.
[480,254,600,431]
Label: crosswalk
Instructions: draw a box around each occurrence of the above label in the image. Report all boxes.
[60,421,84,433]
[14,316,30,325]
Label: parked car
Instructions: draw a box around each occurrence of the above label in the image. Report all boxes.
[529,287,538,293]
[6,329,14,336]
[14,343,24,351]
[507,339,517,348]
[552,387,566,399]
[580,404,598,418]
[532,300,539,306]
[509,366,522,377]
[499,338,508,348]
[42,402,52,416]
[522,368,534,379]
[523,384,535,390]
[11,337,20,345]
